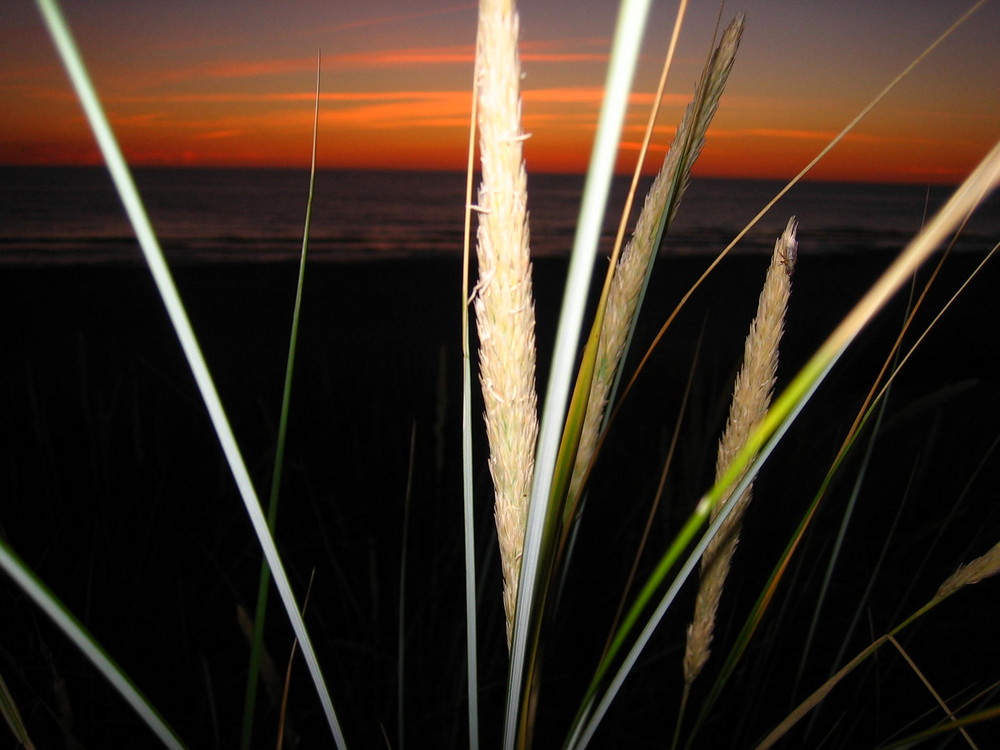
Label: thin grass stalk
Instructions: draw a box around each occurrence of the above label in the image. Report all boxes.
[31,1,346,745]
[887,635,979,749]
[568,141,1000,749]
[240,53,322,750]
[473,0,540,649]
[793,262,928,724]
[0,539,187,750]
[683,217,797,688]
[460,43,481,749]
[513,6,704,738]
[397,424,417,750]
[276,569,316,750]
[505,1,655,745]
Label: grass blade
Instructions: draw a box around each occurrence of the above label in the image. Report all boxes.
[0,539,186,749]
[397,424,417,749]
[31,1,346,745]
[241,52,322,750]
[504,1,654,745]
[886,634,978,748]
[0,668,35,750]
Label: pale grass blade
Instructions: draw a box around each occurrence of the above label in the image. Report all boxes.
[31,0,347,745]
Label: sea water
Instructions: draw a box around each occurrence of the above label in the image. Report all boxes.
[1,166,996,264]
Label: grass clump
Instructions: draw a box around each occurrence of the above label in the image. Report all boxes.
[2,1,998,749]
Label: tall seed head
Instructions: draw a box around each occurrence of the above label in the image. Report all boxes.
[474,0,539,649]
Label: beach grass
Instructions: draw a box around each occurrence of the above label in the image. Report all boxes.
[2,0,999,748]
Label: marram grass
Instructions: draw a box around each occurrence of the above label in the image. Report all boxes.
[473,0,540,650]
[684,217,797,689]
[3,1,999,749]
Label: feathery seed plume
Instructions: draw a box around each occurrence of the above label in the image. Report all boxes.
[683,217,798,686]
[569,16,745,506]
[473,0,539,650]
[935,540,1000,601]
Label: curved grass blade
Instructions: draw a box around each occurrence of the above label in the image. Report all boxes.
[568,141,1000,748]
[32,1,347,745]
[503,1,655,746]
[0,539,187,750]
[241,52,323,750]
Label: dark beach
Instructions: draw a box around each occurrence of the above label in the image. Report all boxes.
[3,251,999,747]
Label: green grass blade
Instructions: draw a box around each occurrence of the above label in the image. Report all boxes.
[32,2,347,745]
[0,539,187,749]
[568,141,1000,748]
[503,1,654,746]
[241,52,323,750]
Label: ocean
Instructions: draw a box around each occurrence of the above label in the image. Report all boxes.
[2,166,996,265]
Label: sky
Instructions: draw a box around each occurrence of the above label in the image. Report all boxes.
[1,0,997,183]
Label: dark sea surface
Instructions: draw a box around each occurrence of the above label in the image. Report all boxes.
[2,166,997,264]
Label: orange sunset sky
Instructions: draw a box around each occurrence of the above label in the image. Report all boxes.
[1,0,997,183]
